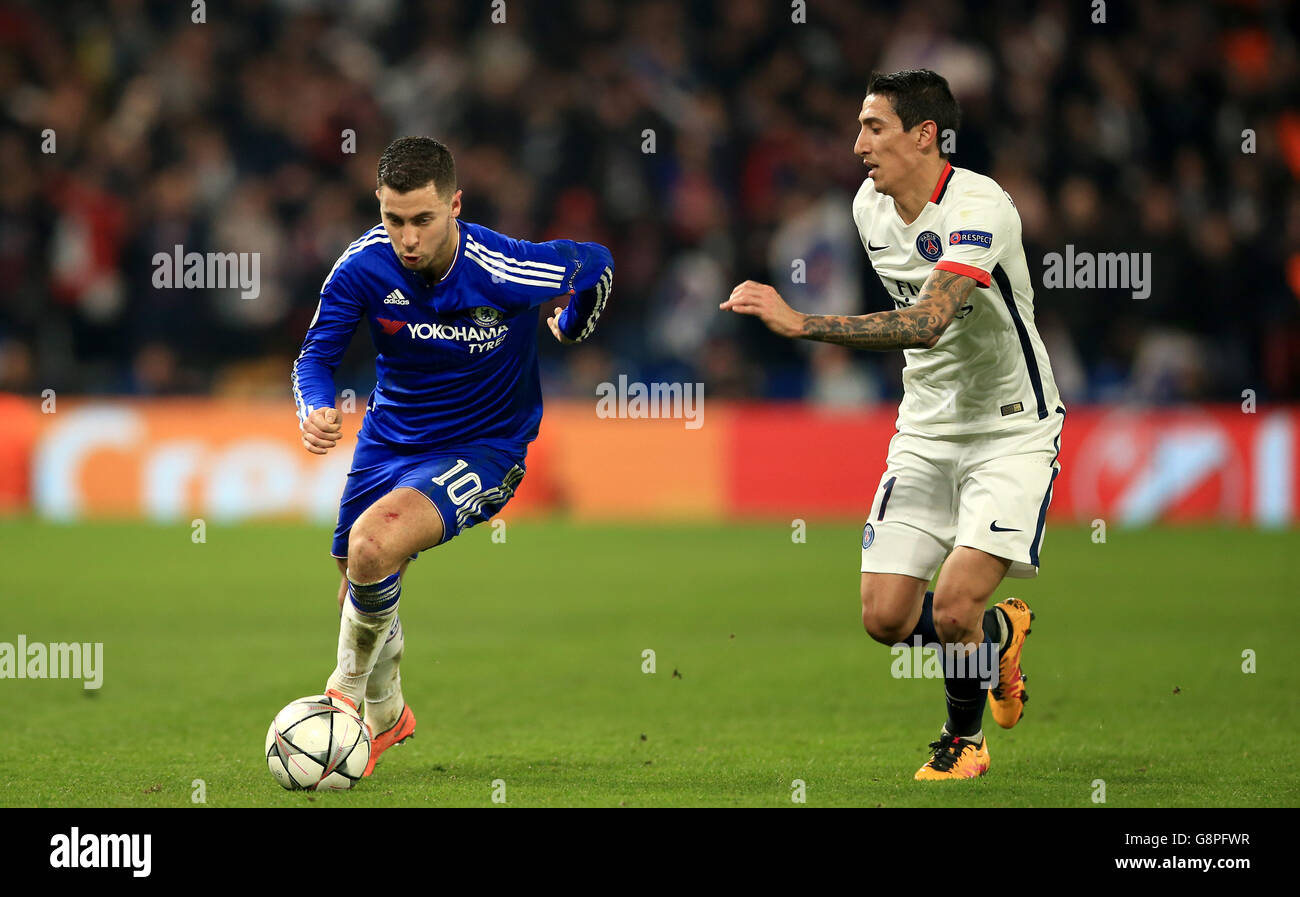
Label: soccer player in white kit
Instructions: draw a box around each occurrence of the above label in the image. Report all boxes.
[721,69,1065,780]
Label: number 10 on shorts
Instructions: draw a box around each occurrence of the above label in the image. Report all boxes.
[431,459,482,505]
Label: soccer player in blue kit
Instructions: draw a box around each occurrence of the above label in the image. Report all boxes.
[292,137,613,777]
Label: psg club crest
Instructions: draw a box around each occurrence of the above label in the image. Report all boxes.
[861,523,875,550]
[471,306,503,327]
[915,231,943,262]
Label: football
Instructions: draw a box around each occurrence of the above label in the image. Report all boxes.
[265,694,371,791]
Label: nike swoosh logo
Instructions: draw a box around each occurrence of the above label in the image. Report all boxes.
[867,242,890,251]
[989,521,1022,533]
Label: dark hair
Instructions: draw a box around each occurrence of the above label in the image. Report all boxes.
[865,70,961,158]
[377,136,457,196]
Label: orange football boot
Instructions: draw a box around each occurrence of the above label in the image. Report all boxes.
[363,704,416,777]
[914,732,990,780]
[987,597,1034,729]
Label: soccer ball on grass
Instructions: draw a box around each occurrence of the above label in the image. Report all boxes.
[266,693,371,791]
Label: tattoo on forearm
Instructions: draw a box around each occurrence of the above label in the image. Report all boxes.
[799,270,971,350]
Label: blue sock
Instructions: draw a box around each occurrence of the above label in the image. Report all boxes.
[348,570,402,616]
[943,625,997,739]
[983,606,1008,652]
[907,590,940,644]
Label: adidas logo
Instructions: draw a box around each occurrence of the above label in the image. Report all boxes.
[384,289,409,305]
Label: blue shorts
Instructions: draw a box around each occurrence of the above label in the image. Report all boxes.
[331,439,526,560]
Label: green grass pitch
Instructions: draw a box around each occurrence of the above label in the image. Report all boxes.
[1,518,1295,807]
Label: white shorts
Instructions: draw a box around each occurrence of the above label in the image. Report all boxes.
[860,406,1066,580]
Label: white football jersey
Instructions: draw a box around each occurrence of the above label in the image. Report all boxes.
[852,162,1062,435]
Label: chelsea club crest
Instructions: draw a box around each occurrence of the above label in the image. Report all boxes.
[471,306,503,327]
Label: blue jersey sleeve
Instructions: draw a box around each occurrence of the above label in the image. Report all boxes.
[292,266,365,425]
[462,229,613,340]
[553,241,614,342]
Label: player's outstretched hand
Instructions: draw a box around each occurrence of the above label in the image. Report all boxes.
[547,293,577,345]
[301,407,342,455]
[720,281,805,339]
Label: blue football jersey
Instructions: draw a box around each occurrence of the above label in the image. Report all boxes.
[292,220,612,454]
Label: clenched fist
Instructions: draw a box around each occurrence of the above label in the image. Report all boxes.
[719,281,805,339]
[547,301,577,344]
[301,407,343,455]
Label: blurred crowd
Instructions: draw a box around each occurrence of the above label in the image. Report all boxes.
[1,0,1298,406]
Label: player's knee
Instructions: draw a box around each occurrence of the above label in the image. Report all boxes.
[346,525,399,582]
[860,584,911,645]
[932,591,987,643]
[862,613,911,645]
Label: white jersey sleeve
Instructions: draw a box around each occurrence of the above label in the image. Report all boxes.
[932,179,1009,288]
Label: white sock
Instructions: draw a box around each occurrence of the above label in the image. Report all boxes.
[325,570,401,709]
[943,725,984,745]
[365,617,406,733]
[368,615,404,700]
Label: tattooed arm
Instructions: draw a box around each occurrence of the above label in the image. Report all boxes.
[801,268,976,350]
[720,269,978,350]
